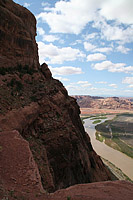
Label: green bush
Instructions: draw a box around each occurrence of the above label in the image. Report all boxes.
[92,120,101,124]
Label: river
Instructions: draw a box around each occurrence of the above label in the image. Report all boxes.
[84,115,133,180]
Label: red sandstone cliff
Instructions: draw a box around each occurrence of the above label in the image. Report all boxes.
[0,0,132,199]
[0,0,39,68]
[73,95,133,110]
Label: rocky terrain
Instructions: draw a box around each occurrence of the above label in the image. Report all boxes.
[0,0,132,199]
[49,180,133,200]
[73,95,133,110]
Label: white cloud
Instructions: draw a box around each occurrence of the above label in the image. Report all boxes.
[66,83,96,95]
[37,41,85,64]
[90,87,97,90]
[77,81,89,84]
[83,41,113,54]
[84,42,96,51]
[93,19,133,44]
[93,47,113,53]
[49,66,83,76]
[77,81,92,87]
[66,82,123,96]
[66,84,81,93]
[37,0,133,37]
[128,85,133,88]
[58,39,65,44]
[37,27,59,42]
[41,2,50,7]
[109,84,117,88]
[84,33,98,40]
[87,53,106,61]
[71,40,82,46]
[116,45,130,54]
[42,35,59,42]
[36,0,102,34]
[102,24,133,44]
[54,76,70,81]
[122,77,133,84]
[124,89,133,93]
[23,2,31,8]
[100,0,133,25]
[96,81,107,84]
[81,83,92,87]
[92,61,133,74]
[35,0,133,98]
[37,27,45,35]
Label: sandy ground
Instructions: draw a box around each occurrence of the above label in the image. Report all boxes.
[80,108,133,116]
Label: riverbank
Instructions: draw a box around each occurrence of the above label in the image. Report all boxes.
[102,158,132,182]
[95,113,133,158]
[83,116,133,181]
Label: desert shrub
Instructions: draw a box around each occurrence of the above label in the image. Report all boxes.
[30,95,37,102]
[15,80,23,91]
[7,78,16,87]
[0,64,36,76]
[7,78,23,91]
[0,67,6,75]
[56,112,61,119]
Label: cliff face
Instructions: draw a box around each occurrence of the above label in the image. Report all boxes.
[0,0,39,68]
[73,95,133,110]
[0,130,44,195]
[0,0,112,196]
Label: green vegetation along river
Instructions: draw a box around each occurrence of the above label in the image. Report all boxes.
[84,115,133,180]
[95,113,133,158]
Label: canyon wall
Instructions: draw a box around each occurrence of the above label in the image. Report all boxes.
[0,0,117,198]
[73,95,133,110]
[0,0,39,68]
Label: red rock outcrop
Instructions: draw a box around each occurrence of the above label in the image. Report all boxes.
[1,0,131,199]
[0,130,44,197]
[0,0,39,68]
[49,180,133,200]
[73,95,133,110]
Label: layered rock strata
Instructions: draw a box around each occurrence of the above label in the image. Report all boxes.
[73,95,133,110]
[0,0,39,68]
[0,0,114,197]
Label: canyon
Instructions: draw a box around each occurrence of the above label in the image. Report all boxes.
[0,0,132,199]
[73,95,133,111]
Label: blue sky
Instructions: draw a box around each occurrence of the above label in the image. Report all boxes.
[14,0,133,97]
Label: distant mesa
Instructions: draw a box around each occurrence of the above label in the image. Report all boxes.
[72,95,133,111]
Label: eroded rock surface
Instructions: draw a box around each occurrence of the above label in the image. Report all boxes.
[1,0,131,199]
[49,180,133,200]
[0,0,39,68]
[73,95,133,110]
[0,130,44,197]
